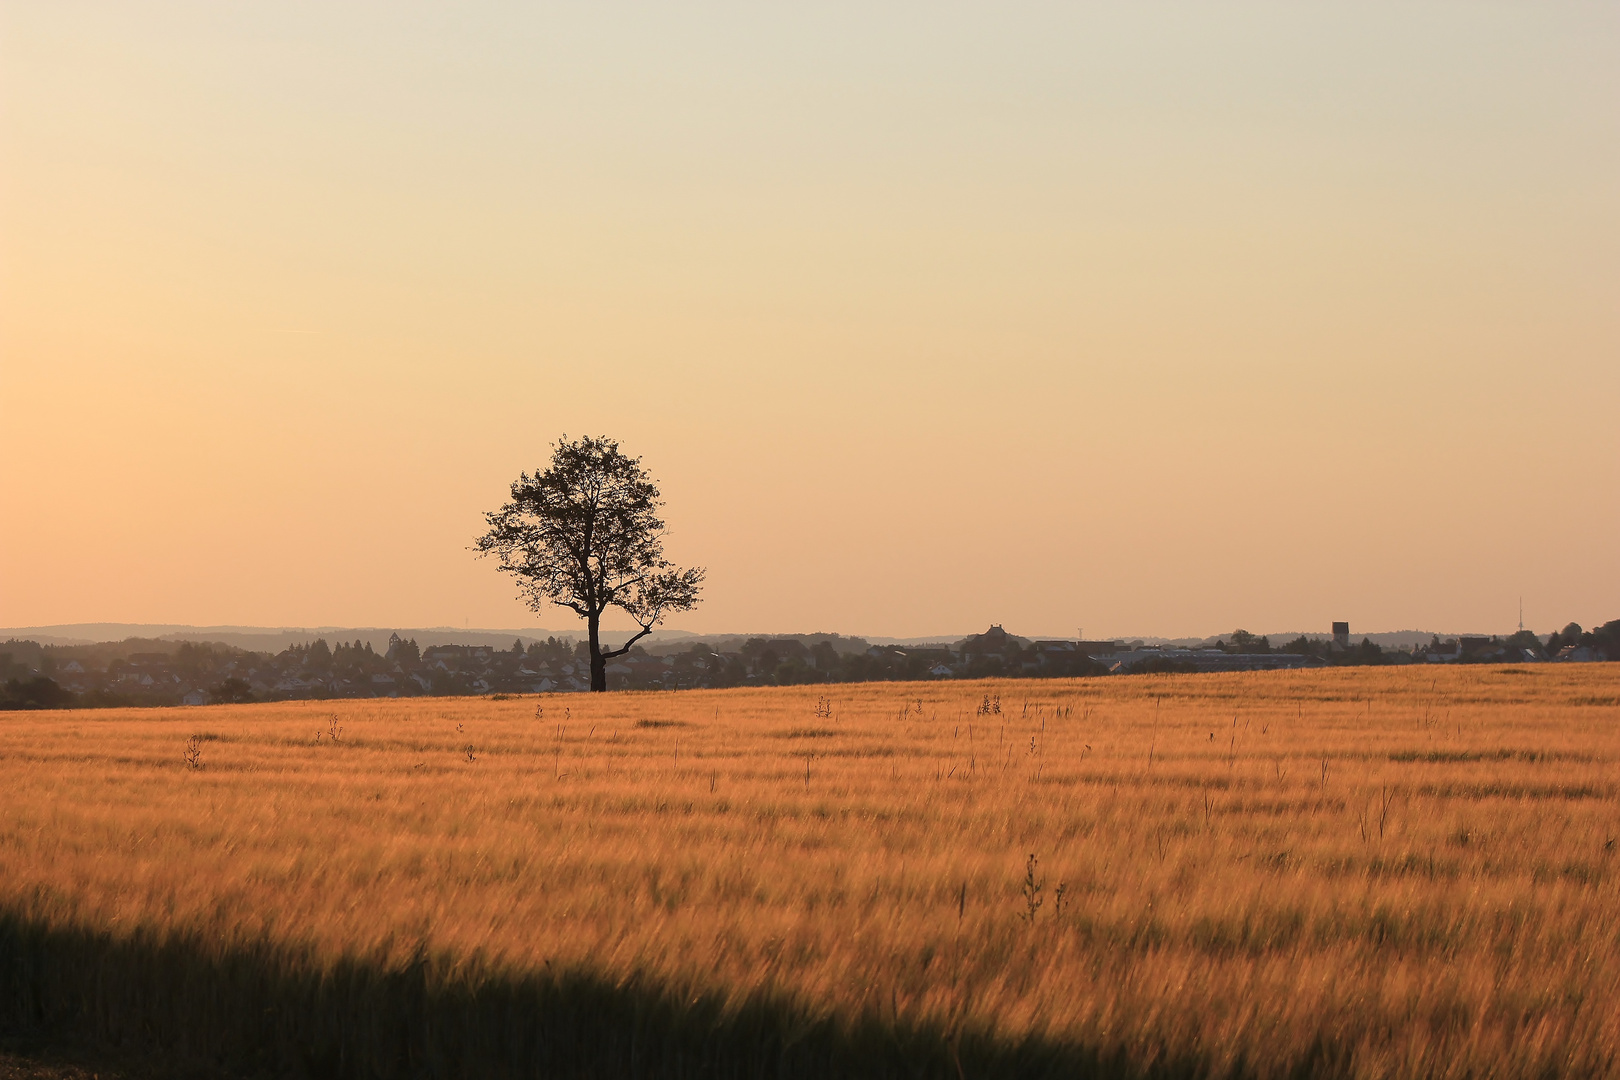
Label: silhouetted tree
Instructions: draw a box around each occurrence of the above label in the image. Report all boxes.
[1228,630,1270,654]
[1,676,75,710]
[386,634,421,666]
[211,677,255,705]
[304,639,332,670]
[1546,622,1583,654]
[474,436,704,692]
[1590,620,1620,661]
[1351,637,1384,665]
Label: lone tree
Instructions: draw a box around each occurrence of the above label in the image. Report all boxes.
[474,436,704,692]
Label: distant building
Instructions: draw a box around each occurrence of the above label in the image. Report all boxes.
[958,625,1025,657]
[1332,622,1350,650]
[1425,639,1462,663]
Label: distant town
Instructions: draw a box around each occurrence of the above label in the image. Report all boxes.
[2,617,1616,710]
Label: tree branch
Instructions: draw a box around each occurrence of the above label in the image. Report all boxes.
[601,623,656,659]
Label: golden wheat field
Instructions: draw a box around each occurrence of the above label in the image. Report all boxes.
[3,665,1620,1078]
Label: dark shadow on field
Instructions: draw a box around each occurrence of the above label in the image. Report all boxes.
[0,910,1323,1080]
[1,1032,245,1080]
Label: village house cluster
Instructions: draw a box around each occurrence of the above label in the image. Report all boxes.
[2,619,1616,709]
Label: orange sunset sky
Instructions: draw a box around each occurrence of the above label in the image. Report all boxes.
[2,3,1616,640]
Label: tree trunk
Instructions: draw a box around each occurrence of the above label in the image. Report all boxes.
[587,611,607,692]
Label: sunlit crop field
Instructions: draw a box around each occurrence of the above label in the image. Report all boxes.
[3,666,1620,1078]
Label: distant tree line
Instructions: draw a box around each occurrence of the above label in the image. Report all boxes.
[3,617,1616,711]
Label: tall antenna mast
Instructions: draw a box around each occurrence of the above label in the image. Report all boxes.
[1519,597,1524,634]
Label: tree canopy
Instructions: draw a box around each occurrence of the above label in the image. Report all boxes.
[474,436,704,691]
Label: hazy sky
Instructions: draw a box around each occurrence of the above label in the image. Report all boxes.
[3,2,1616,640]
